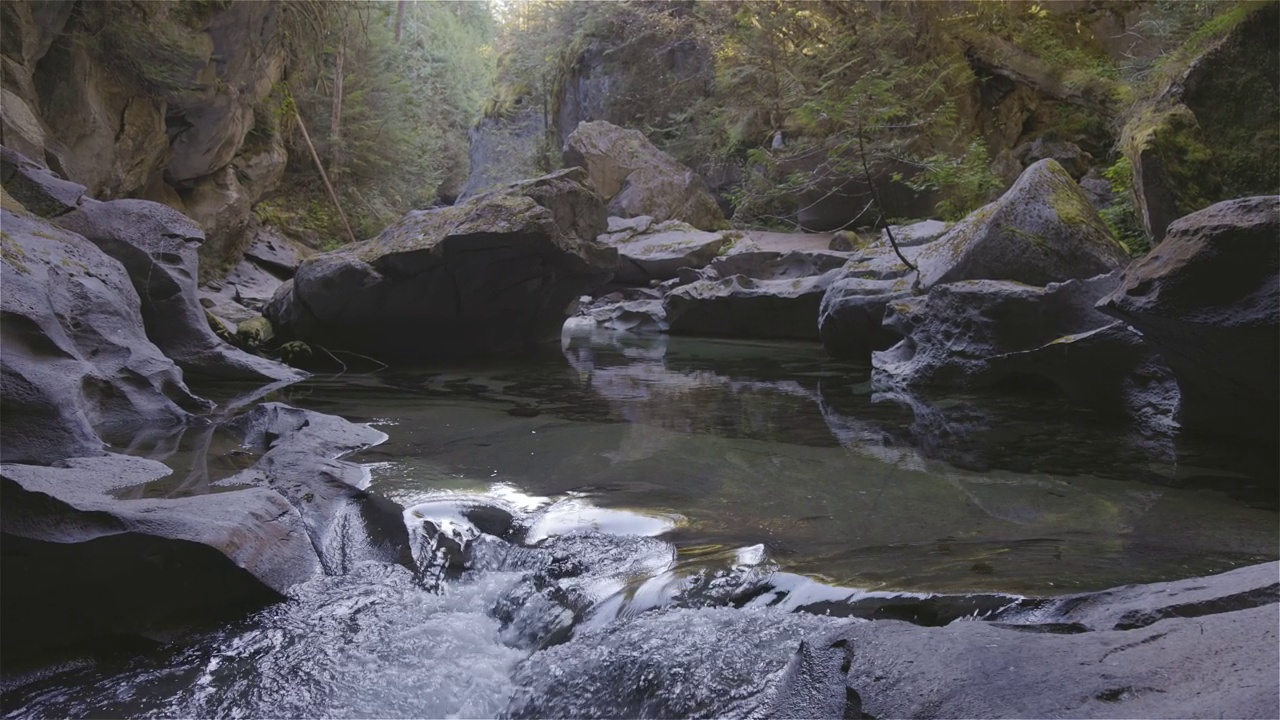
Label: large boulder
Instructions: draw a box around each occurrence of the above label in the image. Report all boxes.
[564,121,725,231]
[0,454,318,660]
[818,276,917,360]
[265,169,617,360]
[599,216,735,285]
[55,198,301,383]
[0,207,208,464]
[914,159,1130,289]
[1098,196,1279,442]
[871,273,1178,429]
[663,270,843,341]
[0,145,87,217]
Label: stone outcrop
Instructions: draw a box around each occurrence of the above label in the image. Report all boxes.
[914,159,1130,289]
[54,197,301,383]
[1121,2,1279,243]
[664,270,843,341]
[1,0,291,274]
[564,121,725,231]
[460,108,549,200]
[265,169,617,360]
[1098,196,1279,441]
[200,225,314,334]
[0,207,208,464]
[599,216,736,285]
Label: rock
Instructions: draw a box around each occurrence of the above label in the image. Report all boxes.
[54,198,302,383]
[873,273,1124,389]
[0,145,87,217]
[243,224,312,276]
[265,169,617,361]
[818,276,917,360]
[0,208,208,464]
[600,219,735,285]
[236,315,275,349]
[663,270,842,341]
[575,296,668,334]
[1121,2,1279,243]
[1097,196,1280,442]
[0,454,319,660]
[460,107,549,200]
[1014,137,1093,180]
[707,249,847,281]
[223,403,414,574]
[879,219,950,248]
[564,121,725,231]
[199,225,314,330]
[1079,167,1116,213]
[914,159,1130,289]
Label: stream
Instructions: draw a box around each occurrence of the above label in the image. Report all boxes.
[4,327,1276,718]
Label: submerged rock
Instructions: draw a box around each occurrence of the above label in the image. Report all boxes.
[914,159,1130,288]
[1098,196,1279,442]
[55,198,301,383]
[265,168,617,361]
[0,208,208,464]
[564,121,725,231]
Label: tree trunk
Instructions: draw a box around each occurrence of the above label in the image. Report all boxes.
[294,105,357,245]
[329,21,346,181]
[394,0,407,43]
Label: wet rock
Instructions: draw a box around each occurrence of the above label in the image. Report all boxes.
[1098,196,1279,442]
[914,159,1130,289]
[0,208,208,464]
[0,454,318,661]
[599,218,734,285]
[265,168,617,361]
[664,270,843,341]
[223,403,413,574]
[55,198,302,383]
[0,145,86,217]
[564,121,725,231]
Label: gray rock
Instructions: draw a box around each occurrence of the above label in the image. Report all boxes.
[873,273,1123,389]
[1014,137,1093,180]
[600,220,734,285]
[818,276,916,360]
[1098,196,1279,442]
[914,159,1130,289]
[1,453,318,659]
[460,107,549,200]
[564,121,725,231]
[664,270,842,340]
[265,169,618,360]
[878,219,950,248]
[0,145,86,217]
[0,208,208,464]
[708,249,847,281]
[55,198,302,383]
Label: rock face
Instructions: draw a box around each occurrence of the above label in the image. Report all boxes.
[1098,196,1280,441]
[460,108,549,200]
[564,121,725,231]
[664,270,842,341]
[200,225,314,334]
[599,216,735,285]
[266,169,617,360]
[1122,2,1279,243]
[54,198,301,383]
[0,454,318,661]
[0,145,87,217]
[914,159,1130,289]
[0,207,208,464]
[1,0,291,272]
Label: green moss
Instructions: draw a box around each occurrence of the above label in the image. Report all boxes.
[1,232,32,275]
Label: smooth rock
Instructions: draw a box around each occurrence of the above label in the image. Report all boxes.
[265,169,617,361]
[600,219,734,285]
[818,276,916,360]
[0,208,207,464]
[664,270,842,340]
[914,159,1130,289]
[1097,196,1279,442]
[55,198,302,382]
[0,145,86,217]
[564,121,725,231]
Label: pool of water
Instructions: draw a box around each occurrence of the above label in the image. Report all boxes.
[5,328,1275,718]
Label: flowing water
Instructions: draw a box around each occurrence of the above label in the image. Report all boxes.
[4,328,1276,718]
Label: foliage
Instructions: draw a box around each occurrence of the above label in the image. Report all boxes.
[1097,157,1149,256]
[905,141,1004,222]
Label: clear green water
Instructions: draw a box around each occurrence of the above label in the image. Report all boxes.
[177,329,1278,596]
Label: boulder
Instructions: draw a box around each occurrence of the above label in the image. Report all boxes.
[1014,137,1093,180]
[818,276,916,360]
[265,168,617,361]
[0,145,87,217]
[199,225,313,330]
[873,273,1125,389]
[878,219,950,248]
[0,208,208,464]
[706,249,847,281]
[1097,196,1279,442]
[599,218,734,285]
[914,159,1130,289]
[0,454,318,660]
[663,270,843,340]
[564,121,725,231]
[54,198,302,383]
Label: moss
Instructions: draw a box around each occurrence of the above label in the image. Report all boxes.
[1,232,32,275]
[1123,104,1221,220]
